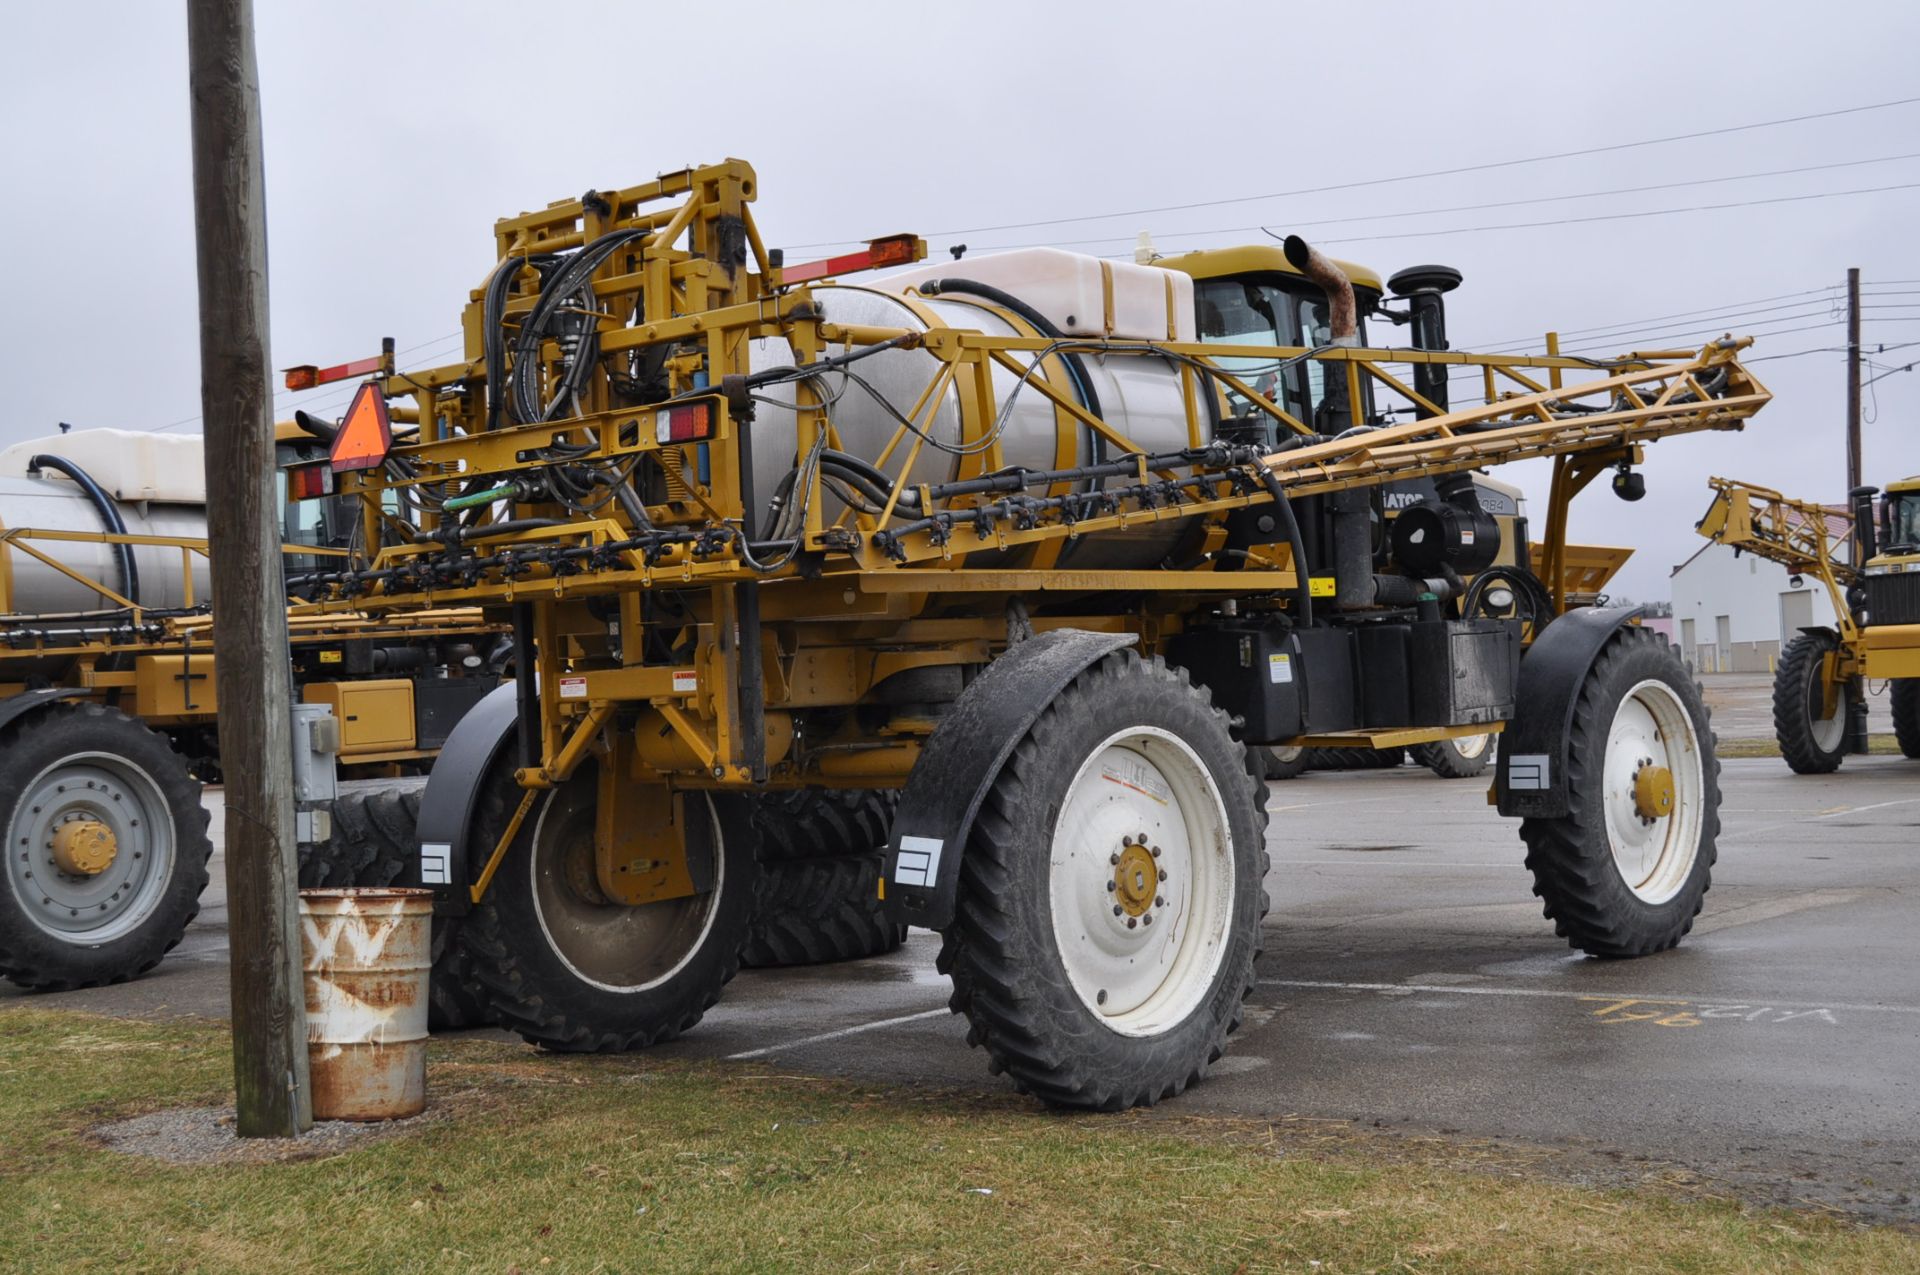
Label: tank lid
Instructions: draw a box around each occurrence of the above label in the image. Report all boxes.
[0,429,207,504]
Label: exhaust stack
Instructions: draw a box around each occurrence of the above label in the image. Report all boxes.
[1282,235,1357,345]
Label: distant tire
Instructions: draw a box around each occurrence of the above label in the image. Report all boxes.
[744,852,904,967]
[0,704,211,991]
[1894,679,1920,760]
[305,779,493,1030]
[457,757,757,1051]
[1263,745,1307,781]
[1773,632,1848,774]
[1302,746,1404,771]
[1412,734,1492,779]
[940,651,1270,1110]
[746,788,896,864]
[1520,628,1719,958]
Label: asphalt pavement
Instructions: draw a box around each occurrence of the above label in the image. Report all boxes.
[9,721,1918,1220]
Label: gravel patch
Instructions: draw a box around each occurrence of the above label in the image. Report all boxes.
[92,1103,441,1165]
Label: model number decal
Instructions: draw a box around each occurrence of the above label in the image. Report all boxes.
[1507,753,1550,790]
[894,835,943,887]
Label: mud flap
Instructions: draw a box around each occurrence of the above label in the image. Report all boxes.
[1495,606,1641,820]
[413,683,520,916]
[883,628,1136,930]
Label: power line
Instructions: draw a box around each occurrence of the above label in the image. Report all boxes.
[1457,290,1841,354]
[780,94,1920,251]
[1149,180,1920,252]
[144,330,466,434]
[965,152,1920,254]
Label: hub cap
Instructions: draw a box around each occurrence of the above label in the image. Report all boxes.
[1806,659,1845,753]
[6,754,175,942]
[1452,734,1490,760]
[1602,680,1704,905]
[1048,728,1234,1038]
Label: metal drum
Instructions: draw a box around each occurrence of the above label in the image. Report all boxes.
[298,886,433,1121]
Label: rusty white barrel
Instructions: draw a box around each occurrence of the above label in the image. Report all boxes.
[298,887,433,1121]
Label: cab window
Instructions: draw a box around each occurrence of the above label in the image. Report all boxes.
[1194,279,1308,423]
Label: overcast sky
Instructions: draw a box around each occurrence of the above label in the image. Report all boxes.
[3,1,1917,600]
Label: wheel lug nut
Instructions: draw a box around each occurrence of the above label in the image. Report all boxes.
[1150,845,1161,859]
[1126,918,1137,929]
[1157,868,1167,881]
[1112,904,1123,916]
[1096,989,1108,1005]
[1155,896,1165,907]
[1106,880,1117,892]
[1136,832,1149,845]
[1109,853,1120,865]
[1142,914,1153,926]
[1121,836,1133,847]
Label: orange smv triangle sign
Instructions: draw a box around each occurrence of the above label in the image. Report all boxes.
[329,380,392,473]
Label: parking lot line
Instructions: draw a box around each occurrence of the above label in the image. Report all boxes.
[1259,978,1920,1016]
[726,1006,950,1061]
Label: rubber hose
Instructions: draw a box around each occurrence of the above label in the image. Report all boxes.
[28,454,138,606]
[1256,468,1314,627]
[917,279,1107,478]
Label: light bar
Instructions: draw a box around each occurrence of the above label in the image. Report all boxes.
[779,234,923,285]
[284,353,386,391]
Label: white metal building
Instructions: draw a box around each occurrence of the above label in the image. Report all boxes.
[1668,538,1841,673]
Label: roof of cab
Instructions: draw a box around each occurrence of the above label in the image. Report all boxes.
[1156,244,1386,293]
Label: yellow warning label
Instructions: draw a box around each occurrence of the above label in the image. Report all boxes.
[318,649,343,665]
[1309,576,1337,597]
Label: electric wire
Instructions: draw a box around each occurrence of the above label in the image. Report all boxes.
[778,94,1920,250]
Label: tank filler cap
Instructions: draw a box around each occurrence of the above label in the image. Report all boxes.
[1387,265,1463,297]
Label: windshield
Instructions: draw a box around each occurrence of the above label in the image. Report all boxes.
[1887,492,1920,552]
[1194,274,1375,435]
[1194,278,1307,423]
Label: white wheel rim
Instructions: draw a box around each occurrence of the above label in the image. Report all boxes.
[1806,666,1846,753]
[1602,679,1705,905]
[1270,745,1302,764]
[1047,727,1235,1038]
[1452,734,1490,760]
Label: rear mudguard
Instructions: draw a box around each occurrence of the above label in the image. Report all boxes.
[413,682,520,916]
[1495,606,1642,820]
[883,628,1136,930]
[0,688,90,735]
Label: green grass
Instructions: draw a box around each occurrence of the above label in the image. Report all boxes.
[1,1007,1914,1274]
[1716,733,1907,759]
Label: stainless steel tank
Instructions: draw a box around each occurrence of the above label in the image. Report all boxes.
[0,477,211,615]
[748,284,1202,569]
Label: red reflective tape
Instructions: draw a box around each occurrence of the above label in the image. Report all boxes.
[286,354,385,391]
[782,248,875,285]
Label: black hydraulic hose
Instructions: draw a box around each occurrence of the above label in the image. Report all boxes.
[918,279,1108,482]
[1254,468,1314,627]
[28,454,138,606]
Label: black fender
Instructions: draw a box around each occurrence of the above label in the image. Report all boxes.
[1495,607,1642,820]
[414,682,520,916]
[884,628,1137,929]
[0,688,91,735]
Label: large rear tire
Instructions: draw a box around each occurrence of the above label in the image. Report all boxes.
[456,757,757,1051]
[0,704,211,991]
[1412,733,1493,779]
[1892,679,1920,760]
[1520,628,1719,958]
[1773,631,1847,774]
[940,651,1269,1110]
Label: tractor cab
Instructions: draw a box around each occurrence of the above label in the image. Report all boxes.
[1864,476,1920,629]
[1162,244,1387,443]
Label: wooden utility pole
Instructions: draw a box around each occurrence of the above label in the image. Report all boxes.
[186,0,312,1137]
[1846,267,1863,497]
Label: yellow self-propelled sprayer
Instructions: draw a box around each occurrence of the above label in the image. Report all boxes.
[284,159,1770,1108]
